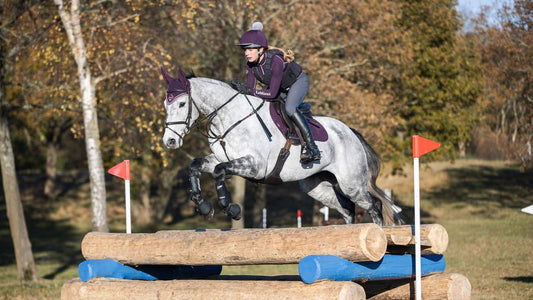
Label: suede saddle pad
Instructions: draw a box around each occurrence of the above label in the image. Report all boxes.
[269,102,328,145]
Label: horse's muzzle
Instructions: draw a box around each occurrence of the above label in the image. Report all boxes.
[163,136,182,149]
[167,138,177,147]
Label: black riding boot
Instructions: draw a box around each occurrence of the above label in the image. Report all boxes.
[290,110,321,164]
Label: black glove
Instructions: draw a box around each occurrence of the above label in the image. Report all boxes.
[231,78,253,95]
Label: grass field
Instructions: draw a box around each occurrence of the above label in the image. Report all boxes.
[0,159,532,299]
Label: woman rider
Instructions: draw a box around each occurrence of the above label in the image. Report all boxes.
[231,22,321,164]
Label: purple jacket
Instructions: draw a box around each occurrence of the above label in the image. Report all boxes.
[246,52,286,99]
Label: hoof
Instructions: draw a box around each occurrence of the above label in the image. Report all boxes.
[226,203,241,220]
[196,200,213,216]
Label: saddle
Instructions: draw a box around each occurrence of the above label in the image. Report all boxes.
[254,100,328,185]
[269,101,328,145]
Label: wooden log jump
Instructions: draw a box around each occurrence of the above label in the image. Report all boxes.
[82,224,387,265]
[383,224,449,254]
[363,273,471,300]
[61,278,366,300]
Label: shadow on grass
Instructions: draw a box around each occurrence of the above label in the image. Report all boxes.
[0,210,83,279]
[29,214,84,279]
[0,171,85,280]
[503,276,533,283]
[387,164,533,223]
[426,165,532,207]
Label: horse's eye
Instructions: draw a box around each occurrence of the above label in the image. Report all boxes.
[179,102,186,108]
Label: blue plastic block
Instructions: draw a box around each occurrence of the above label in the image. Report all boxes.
[78,259,222,282]
[298,254,445,284]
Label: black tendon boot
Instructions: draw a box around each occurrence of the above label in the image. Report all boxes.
[290,110,321,164]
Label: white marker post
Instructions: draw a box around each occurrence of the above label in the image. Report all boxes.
[319,206,329,222]
[412,135,440,300]
[297,209,302,228]
[262,208,267,228]
[125,177,131,234]
[108,160,131,234]
[522,204,533,215]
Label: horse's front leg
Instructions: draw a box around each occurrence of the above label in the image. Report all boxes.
[189,155,219,217]
[213,155,258,220]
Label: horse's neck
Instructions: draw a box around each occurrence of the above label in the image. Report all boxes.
[191,78,263,116]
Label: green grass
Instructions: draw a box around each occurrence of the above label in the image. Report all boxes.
[1,159,532,299]
[378,159,533,299]
[442,214,533,299]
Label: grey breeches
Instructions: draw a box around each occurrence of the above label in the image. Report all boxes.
[284,72,309,116]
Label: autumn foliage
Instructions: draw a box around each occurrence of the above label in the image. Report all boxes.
[1,0,532,224]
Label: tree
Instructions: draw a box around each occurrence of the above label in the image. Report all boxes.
[476,0,533,169]
[279,0,408,148]
[0,0,38,281]
[54,0,109,231]
[52,0,170,229]
[10,3,77,199]
[389,0,483,167]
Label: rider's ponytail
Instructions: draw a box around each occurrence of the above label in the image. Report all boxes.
[268,46,295,63]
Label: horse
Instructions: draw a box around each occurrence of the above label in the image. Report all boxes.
[161,67,402,226]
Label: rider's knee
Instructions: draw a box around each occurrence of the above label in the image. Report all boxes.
[285,105,297,117]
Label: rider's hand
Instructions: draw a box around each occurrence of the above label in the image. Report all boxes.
[231,78,253,95]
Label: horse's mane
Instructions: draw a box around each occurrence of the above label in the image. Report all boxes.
[192,76,234,91]
[180,68,234,91]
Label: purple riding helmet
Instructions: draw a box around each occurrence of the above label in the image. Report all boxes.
[237,22,268,49]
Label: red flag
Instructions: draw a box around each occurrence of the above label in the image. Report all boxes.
[108,160,130,180]
[412,135,440,158]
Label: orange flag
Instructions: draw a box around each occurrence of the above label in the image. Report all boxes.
[108,160,130,180]
[412,135,440,158]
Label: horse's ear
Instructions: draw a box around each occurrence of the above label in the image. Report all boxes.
[160,66,173,85]
[177,67,190,89]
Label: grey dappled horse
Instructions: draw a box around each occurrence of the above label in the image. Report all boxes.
[161,67,402,226]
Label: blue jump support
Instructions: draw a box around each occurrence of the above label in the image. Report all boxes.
[298,254,445,284]
[79,259,222,282]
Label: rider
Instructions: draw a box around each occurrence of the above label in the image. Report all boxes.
[231,22,321,164]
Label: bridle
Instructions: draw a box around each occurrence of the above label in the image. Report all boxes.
[164,87,199,142]
[164,84,271,154]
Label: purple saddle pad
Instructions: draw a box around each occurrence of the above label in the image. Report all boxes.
[269,102,328,144]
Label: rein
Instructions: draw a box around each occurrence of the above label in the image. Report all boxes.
[165,86,272,159]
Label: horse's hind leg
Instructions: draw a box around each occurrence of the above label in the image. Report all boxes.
[299,173,355,224]
[335,172,384,226]
[212,155,258,220]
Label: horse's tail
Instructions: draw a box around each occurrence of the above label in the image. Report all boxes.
[350,128,403,226]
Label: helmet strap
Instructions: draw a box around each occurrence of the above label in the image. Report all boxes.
[257,48,265,61]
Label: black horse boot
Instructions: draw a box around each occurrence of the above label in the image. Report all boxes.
[290,110,321,164]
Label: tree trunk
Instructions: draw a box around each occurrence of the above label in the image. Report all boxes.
[134,161,152,226]
[0,114,38,281]
[458,140,466,158]
[44,140,58,199]
[312,200,323,226]
[44,120,70,200]
[231,176,245,229]
[155,155,182,223]
[55,0,108,232]
[251,184,266,228]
